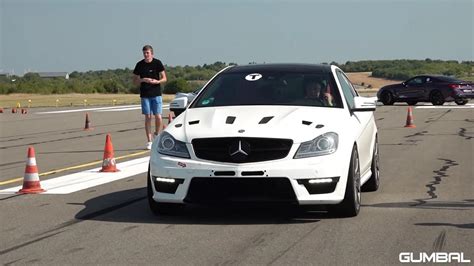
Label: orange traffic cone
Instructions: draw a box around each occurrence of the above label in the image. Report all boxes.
[12,108,17,114]
[0,107,3,113]
[100,134,119,172]
[84,112,93,130]
[404,107,416,128]
[18,147,45,194]
[21,108,28,114]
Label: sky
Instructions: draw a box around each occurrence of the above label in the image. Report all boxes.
[1,0,473,74]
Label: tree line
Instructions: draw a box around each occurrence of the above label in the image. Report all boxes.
[1,59,472,95]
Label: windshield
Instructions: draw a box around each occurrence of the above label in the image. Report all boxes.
[191,71,343,108]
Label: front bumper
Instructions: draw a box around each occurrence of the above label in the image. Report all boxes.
[149,148,351,206]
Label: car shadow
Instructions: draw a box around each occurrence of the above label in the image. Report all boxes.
[74,188,339,225]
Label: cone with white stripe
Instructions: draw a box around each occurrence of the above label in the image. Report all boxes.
[18,147,45,194]
[100,134,119,172]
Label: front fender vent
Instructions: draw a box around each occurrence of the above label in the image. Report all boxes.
[226,116,236,124]
[259,116,274,124]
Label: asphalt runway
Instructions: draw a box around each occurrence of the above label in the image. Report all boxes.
[0,103,473,265]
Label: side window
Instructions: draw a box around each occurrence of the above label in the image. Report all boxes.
[336,70,356,109]
[407,77,424,85]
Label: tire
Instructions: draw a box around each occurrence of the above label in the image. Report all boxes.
[330,146,361,217]
[147,166,184,215]
[455,99,468,105]
[430,91,445,105]
[362,136,380,192]
[380,91,395,105]
[406,101,417,106]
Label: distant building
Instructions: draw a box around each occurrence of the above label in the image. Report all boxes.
[0,71,10,77]
[36,72,70,79]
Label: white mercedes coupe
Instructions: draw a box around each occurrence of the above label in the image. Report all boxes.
[148,64,379,217]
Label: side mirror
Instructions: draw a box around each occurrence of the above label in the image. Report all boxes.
[169,97,188,116]
[402,82,407,87]
[352,96,376,112]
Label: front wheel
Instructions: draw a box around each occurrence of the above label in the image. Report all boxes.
[147,167,184,215]
[455,99,468,105]
[362,137,380,192]
[330,146,361,217]
[380,91,395,105]
[430,91,445,105]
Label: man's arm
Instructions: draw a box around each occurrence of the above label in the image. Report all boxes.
[157,71,167,84]
[133,74,142,86]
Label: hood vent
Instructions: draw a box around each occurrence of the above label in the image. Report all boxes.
[302,120,312,126]
[259,116,274,124]
[315,124,324,129]
[226,116,236,124]
[189,120,200,125]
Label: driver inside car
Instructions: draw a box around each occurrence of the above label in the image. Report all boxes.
[304,81,334,106]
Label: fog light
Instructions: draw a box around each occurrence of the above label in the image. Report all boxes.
[308,178,333,184]
[152,176,184,194]
[297,177,340,194]
[156,177,176,183]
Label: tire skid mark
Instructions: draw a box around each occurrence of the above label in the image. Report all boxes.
[425,109,452,123]
[0,160,24,167]
[413,158,459,206]
[404,131,428,138]
[0,192,146,256]
[0,230,65,256]
[0,127,142,150]
[432,230,447,252]
[0,119,143,143]
[4,258,24,266]
[458,128,473,140]
[268,223,322,265]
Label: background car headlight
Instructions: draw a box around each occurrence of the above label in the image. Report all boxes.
[294,132,338,158]
[157,132,190,158]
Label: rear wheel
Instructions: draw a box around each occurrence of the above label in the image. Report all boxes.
[406,100,417,106]
[362,137,380,192]
[430,91,445,105]
[331,146,361,217]
[380,91,395,105]
[147,167,184,215]
[455,99,468,105]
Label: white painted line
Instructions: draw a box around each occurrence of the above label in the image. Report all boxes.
[0,157,150,194]
[36,105,141,114]
[416,105,474,109]
[97,104,170,112]
[36,104,170,114]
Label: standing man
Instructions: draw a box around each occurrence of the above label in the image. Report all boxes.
[133,45,167,150]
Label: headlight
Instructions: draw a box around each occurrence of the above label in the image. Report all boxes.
[294,132,338,159]
[156,132,190,158]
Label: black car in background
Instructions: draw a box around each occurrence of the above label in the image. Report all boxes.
[377,75,473,105]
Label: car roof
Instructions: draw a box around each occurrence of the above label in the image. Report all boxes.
[412,75,463,82]
[223,63,333,74]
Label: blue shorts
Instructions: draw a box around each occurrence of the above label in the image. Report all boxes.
[141,96,162,115]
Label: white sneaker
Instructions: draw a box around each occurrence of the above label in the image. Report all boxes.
[146,142,152,150]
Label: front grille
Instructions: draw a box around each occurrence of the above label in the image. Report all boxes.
[192,137,293,163]
[184,177,297,204]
